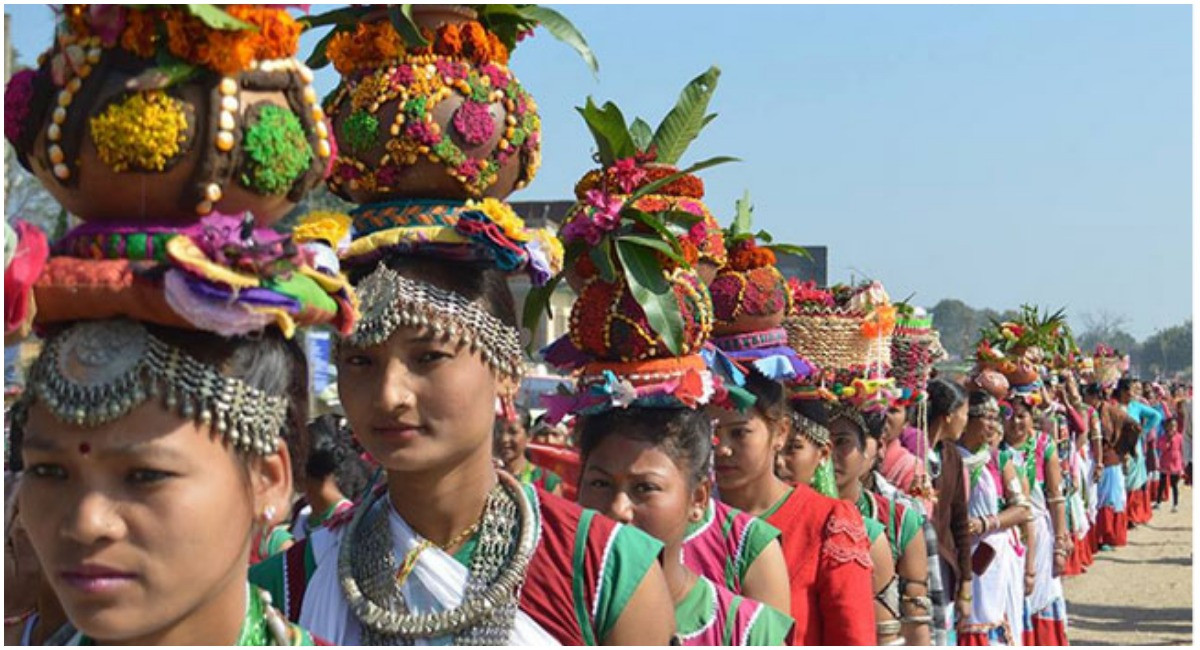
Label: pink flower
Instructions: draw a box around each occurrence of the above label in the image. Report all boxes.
[676,199,704,217]
[4,69,36,145]
[335,161,360,181]
[610,157,647,194]
[435,59,466,81]
[457,158,482,181]
[405,120,440,146]
[88,5,126,47]
[376,164,403,186]
[390,65,414,86]
[584,189,623,232]
[561,218,601,246]
[452,102,495,146]
[479,63,510,90]
[516,28,536,43]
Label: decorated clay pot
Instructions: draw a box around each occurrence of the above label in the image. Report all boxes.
[324,6,540,204]
[569,267,713,363]
[709,265,790,335]
[13,48,328,226]
[968,368,1010,400]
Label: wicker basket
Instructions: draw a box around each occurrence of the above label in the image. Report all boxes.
[891,329,946,392]
[784,308,892,372]
[1095,356,1123,385]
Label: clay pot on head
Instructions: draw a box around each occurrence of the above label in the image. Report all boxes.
[16,49,328,226]
[324,5,540,204]
[709,265,790,336]
[968,368,1011,400]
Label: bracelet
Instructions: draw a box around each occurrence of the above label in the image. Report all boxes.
[4,609,36,627]
[1046,495,1066,504]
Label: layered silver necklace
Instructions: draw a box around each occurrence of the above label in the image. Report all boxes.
[337,472,537,645]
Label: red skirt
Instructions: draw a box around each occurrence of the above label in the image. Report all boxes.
[1079,531,1094,566]
[1126,488,1148,524]
[1028,614,1069,646]
[1095,506,1128,547]
[1061,541,1085,576]
[959,631,991,646]
[1148,478,1160,502]
[1087,526,1100,553]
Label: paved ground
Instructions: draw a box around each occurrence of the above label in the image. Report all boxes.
[1064,483,1193,645]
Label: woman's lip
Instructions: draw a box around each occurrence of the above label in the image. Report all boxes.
[59,567,137,594]
[372,425,423,439]
[714,465,737,474]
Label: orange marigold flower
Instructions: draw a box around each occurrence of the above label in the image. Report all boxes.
[326,29,359,76]
[120,9,159,58]
[434,23,462,57]
[460,22,491,64]
[487,32,509,65]
[204,30,256,76]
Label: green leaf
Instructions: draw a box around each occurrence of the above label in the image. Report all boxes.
[126,54,199,90]
[650,66,721,165]
[629,118,654,152]
[518,6,599,75]
[186,4,254,31]
[300,7,365,29]
[521,274,562,344]
[753,229,773,243]
[616,240,685,355]
[590,238,618,283]
[661,210,705,228]
[304,27,341,69]
[576,98,636,167]
[626,209,685,253]
[766,243,812,260]
[627,155,739,202]
[619,234,685,264]
[390,5,430,48]
[731,189,753,238]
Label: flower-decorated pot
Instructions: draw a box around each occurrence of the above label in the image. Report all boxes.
[561,164,726,292]
[709,265,790,335]
[8,8,328,226]
[323,6,540,204]
[569,267,713,363]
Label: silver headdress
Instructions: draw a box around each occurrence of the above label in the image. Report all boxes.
[345,264,523,381]
[24,319,287,455]
[968,395,1000,419]
[828,401,868,434]
[792,412,832,446]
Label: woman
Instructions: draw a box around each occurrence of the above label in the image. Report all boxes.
[288,415,366,544]
[252,247,674,643]
[958,391,1035,645]
[1119,379,1162,526]
[1003,393,1070,645]
[494,408,563,496]
[924,377,974,636]
[17,322,322,646]
[710,374,876,644]
[578,406,794,645]
[826,404,905,645]
[1085,382,1132,549]
[776,403,837,497]
[1156,417,1184,513]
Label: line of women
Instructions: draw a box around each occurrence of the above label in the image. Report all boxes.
[2,4,1190,647]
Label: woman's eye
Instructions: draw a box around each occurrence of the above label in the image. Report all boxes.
[416,349,454,365]
[635,482,660,494]
[586,478,610,489]
[126,469,174,484]
[27,464,66,480]
[340,353,373,368]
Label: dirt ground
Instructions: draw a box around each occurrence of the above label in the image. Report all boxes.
[1064,483,1193,645]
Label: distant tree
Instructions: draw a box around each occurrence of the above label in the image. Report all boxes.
[1076,310,1141,370]
[5,148,65,239]
[1139,320,1192,380]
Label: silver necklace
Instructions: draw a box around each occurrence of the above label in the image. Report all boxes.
[338,472,537,645]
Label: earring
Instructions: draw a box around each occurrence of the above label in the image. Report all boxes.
[690,507,704,522]
[263,505,277,523]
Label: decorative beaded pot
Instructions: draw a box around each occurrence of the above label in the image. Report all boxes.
[12,24,329,226]
[323,6,541,203]
[709,264,791,335]
[569,267,713,363]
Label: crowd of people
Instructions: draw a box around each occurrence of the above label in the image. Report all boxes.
[1,4,1191,646]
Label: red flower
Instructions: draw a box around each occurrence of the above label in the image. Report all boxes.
[610,157,648,194]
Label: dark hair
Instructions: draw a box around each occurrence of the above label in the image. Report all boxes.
[303,414,371,498]
[1083,382,1104,398]
[1116,377,1136,398]
[347,256,518,330]
[967,390,993,410]
[863,410,887,442]
[494,408,532,438]
[927,377,968,422]
[579,406,712,487]
[743,373,790,433]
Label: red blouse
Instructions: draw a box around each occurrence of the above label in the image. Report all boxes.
[764,483,876,645]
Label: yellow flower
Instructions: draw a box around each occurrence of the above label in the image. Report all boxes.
[466,198,530,242]
[294,211,353,249]
[89,91,188,172]
[531,227,564,275]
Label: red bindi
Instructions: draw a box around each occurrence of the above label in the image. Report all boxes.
[78,442,91,455]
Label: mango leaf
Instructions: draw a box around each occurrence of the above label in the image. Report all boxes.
[518,6,599,75]
[576,98,635,167]
[731,189,753,238]
[616,240,685,355]
[589,238,618,283]
[390,5,430,48]
[127,54,198,90]
[625,208,684,254]
[619,234,685,265]
[186,4,254,31]
[300,6,364,29]
[521,273,562,345]
[629,118,654,152]
[304,27,341,69]
[627,155,739,203]
[766,243,812,260]
[753,229,774,243]
[650,66,721,165]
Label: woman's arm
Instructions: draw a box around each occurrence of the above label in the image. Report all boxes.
[740,538,792,616]
[869,535,902,646]
[601,560,676,645]
[1044,451,1069,577]
[897,531,932,645]
[816,504,877,645]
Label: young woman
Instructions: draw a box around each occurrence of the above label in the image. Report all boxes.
[1085,382,1132,548]
[17,323,319,646]
[577,406,794,645]
[288,415,364,544]
[252,254,675,645]
[1002,394,1070,645]
[1119,379,1163,526]
[958,391,1035,646]
[826,404,905,645]
[776,401,836,497]
[924,377,973,636]
[494,408,564,496]
[709,374,875,644]
[1156,417,1184,513]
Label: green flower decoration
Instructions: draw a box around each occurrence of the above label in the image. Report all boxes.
[241,104,312,195]
[341,109,379,155]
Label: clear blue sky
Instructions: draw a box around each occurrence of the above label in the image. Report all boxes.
[4,4,1191,340]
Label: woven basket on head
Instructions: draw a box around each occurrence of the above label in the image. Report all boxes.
[1095,357,1122,385]
[891,328,947,391]
[784,308,892,372]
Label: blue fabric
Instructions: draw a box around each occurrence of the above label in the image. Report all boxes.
[1097,464,1127,512]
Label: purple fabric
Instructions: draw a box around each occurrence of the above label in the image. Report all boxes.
[183,274,300,311]
[900,425,929,458]
[541,335,591,371]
